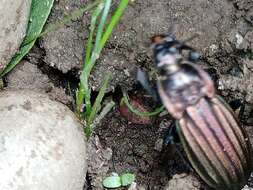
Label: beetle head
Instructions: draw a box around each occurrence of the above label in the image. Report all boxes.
[151,34,200,75]
[151,34,182,74]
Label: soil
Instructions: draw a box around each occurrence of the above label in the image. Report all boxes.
[4,0,253,189]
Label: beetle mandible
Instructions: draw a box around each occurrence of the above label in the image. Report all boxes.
[151,34,253,190]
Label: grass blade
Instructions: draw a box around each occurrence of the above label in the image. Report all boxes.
[99,0,129,50]
[0,0,55,78]
[84,2,105,66]
[85,73,111,137]
[76,1,105,114]
[88,73,111,125]
[85,0,112,75]
[77,1,129,138]
[94,0,112,54]
[79,0,112,116]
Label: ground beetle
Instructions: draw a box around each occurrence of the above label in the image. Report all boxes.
[151,34,253,190]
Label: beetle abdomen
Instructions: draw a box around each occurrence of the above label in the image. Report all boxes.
[177,96,252,190]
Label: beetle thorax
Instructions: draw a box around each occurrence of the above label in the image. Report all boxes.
[157,53,181,74]
[163,71,204,105]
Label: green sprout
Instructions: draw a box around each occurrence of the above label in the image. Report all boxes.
[103,173,135,189]
[76,0,129,138]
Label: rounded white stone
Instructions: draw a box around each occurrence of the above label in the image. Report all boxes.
[0,90,87,190]
[0,0,31,70]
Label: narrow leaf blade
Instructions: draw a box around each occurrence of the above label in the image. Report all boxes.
[0,0,54,77]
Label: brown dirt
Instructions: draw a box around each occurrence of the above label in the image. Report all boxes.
[95,107,209,190]
[4,0,253,189]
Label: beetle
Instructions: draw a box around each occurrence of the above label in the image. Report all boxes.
[151,34,253,190]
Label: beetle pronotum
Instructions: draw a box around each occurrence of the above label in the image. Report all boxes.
[152,34,253,189]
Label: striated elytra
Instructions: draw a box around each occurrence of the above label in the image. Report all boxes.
[152,33,253,189]
[177,96,252,190]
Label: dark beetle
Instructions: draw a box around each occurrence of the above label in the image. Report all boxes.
[151,34,253,189]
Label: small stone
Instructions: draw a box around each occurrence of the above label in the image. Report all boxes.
[165,173,201,190]
[0,90,87,190]
[154,138,164,152]
[0,0,31,70]
[128,182,146,190]
[235,33,244,48]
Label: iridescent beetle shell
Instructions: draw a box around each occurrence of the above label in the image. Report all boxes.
[152,34,253,190]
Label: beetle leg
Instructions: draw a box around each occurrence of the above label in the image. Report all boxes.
[228,99,245,119]
[188,51,200,62]
[163,122,180,146]
[162,122,194,172]
[137,68,160,103]
[228,99,242,111]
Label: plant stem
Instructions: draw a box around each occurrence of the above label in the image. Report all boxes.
[80,0,112,117]
[88,73,111,126]
[85,73,111,138]
[76,0,129,138]
[122,90,165,116]
[76,1,105,115]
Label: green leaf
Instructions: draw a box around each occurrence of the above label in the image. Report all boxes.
[103,176,121,188]
[0,0,54,78]
[94,0,112,55]
[84,2,104,66]
[99,0,129,50]
[84,0,112,76]
[77,0,105,116]
[120,173,135,186]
